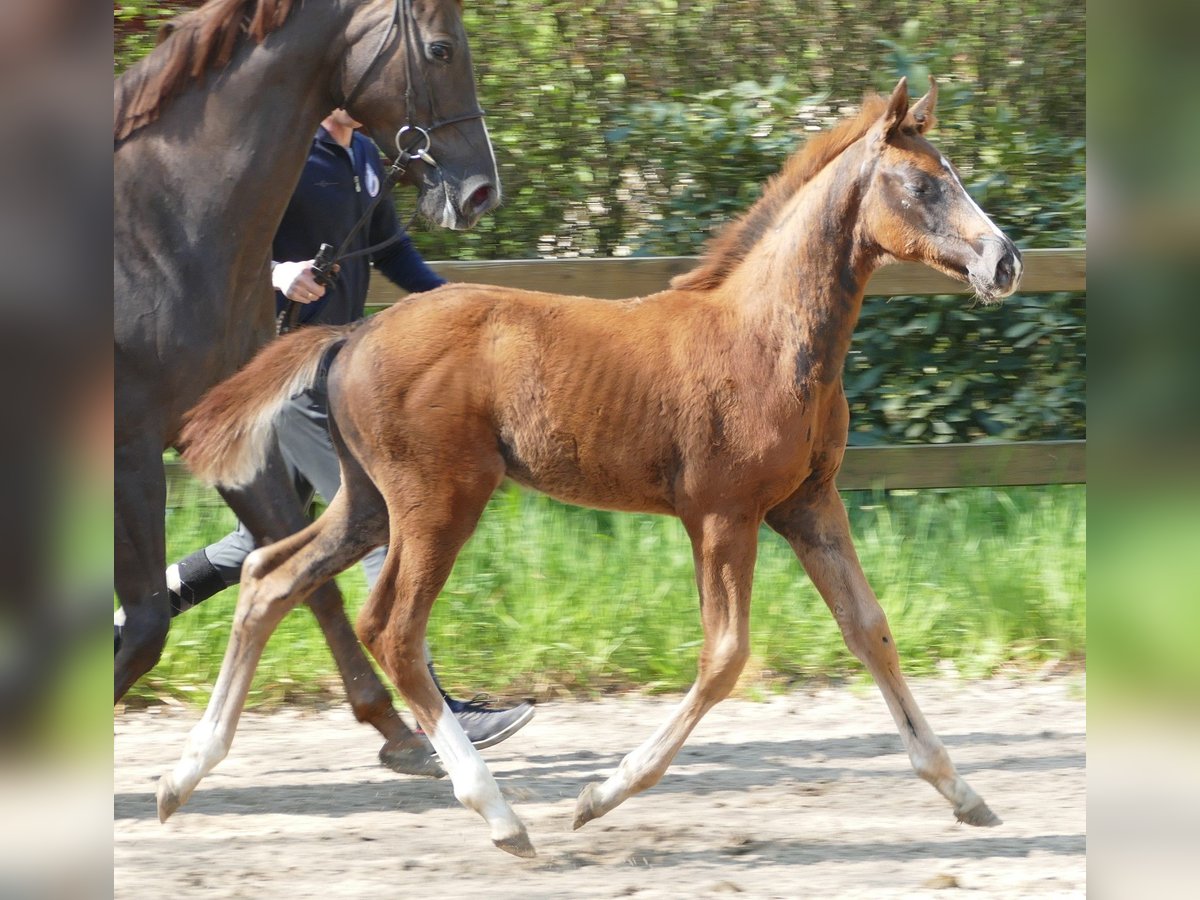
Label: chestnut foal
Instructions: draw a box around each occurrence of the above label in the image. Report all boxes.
[159,77,1020,857]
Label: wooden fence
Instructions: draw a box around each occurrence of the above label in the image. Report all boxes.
[368,247,1085,308]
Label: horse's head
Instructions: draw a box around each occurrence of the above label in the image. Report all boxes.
[340,0,500,230]
[859,77,1021,303]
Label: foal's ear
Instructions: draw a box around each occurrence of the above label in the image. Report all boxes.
[905,76,938,134]
[869,77,910,152]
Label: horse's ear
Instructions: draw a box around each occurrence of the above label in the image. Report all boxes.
[869,77,909,153]
[906,76,938,134]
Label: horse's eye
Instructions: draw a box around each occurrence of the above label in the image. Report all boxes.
[429,42,452,62]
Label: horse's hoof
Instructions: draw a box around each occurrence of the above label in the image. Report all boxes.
[572,782,602,831]
[378,739,444,778]
[156,777,183,823]
[955,800,1002,827]
[493,825,537,859]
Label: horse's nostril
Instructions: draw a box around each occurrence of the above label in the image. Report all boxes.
[468,184,494,213]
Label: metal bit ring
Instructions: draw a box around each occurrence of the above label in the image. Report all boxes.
[394,124,433,164]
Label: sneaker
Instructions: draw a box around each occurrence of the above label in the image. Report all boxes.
[446,696,536,750]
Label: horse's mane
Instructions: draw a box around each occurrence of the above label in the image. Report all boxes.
[114,0,297,142]
[671,95,888,292]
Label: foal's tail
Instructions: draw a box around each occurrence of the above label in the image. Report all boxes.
[179,325,350,488]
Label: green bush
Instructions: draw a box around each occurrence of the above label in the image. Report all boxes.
[115,2,1085,258]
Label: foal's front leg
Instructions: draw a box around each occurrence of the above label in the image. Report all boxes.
[574,511,759,829]
[357,472,534,858]
[766,482,1000,826]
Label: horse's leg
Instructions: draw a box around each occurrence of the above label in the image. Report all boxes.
[356,465,533,858]
[157,484,391,821]
[114,434,171,701]
[217,448,437,776]
[574,511,759,829]
[765,482,1001,826]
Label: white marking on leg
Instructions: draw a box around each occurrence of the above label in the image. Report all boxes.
[876,674,987,814]
[423,703,527,845]
[591,692,693,813]
[164,717,230,805]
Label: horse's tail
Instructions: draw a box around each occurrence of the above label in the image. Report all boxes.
[179,325,349,488]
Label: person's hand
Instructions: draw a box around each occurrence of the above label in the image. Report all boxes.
[271,260,327,303]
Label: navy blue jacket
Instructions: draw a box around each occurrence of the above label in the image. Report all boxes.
[273,127,446,326]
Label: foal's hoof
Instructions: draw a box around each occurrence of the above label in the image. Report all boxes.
[156,777,183,823]
[955,799,1002,827]
[494,825,537,859]
[572,782,603,831]
[378,738,444,778]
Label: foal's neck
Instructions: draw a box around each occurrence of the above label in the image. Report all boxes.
[734,143,877,389]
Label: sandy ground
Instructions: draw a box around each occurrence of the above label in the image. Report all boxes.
[114,675,1085,899]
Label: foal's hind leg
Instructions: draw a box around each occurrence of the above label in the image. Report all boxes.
[575,511,759,829]
[766,482,1000,826]
[156,489,412,822]
[356,466,533,858]
[218,448,435,776]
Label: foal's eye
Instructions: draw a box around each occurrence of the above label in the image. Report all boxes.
[428,42,452,62]
[905,176,935,198]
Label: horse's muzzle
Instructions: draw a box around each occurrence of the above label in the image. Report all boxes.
[423,172,500,230]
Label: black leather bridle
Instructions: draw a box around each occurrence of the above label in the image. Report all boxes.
[278,0,487,334]
[340,0,486,160]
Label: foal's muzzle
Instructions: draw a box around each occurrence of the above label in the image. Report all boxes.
[969,236,1023,302]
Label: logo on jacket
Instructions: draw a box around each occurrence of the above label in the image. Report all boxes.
[365,167,380,197]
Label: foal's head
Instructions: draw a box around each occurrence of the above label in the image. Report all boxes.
[859,77,1022,303]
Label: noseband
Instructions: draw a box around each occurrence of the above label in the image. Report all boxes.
[340,0,486,168]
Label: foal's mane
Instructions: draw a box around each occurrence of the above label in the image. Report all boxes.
[114,0,297,142]
[671,95,888,292]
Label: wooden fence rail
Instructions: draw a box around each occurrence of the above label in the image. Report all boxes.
[165,248,1085,502]
[837,440,1083,490]
[369,247,1086,307]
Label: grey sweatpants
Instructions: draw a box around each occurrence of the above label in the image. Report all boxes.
[204,383,388,589]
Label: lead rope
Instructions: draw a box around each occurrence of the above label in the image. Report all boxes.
[276,132,430,335]
[279,0,484,334]
[279,0,430,334]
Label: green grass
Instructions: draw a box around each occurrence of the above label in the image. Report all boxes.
[129,482,1086,707]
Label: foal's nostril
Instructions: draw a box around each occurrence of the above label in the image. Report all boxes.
[998,242,1023,291]
[995,252,1014,288]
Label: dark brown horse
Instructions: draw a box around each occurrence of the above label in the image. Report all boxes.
[115,0,499,775]
[159,78,1021,857]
